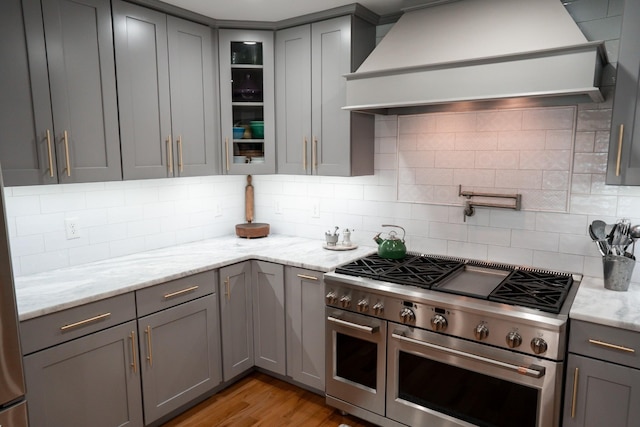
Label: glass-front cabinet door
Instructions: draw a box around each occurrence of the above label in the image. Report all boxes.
[219,30,275,174]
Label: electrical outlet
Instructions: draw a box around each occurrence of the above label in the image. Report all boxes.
[311,199,320,218]
[274,199,282,214]
[65,218,80,240]
[215,203,223,217]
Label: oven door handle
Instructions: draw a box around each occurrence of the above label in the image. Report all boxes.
[392,331,546,379]
[328,316,379,334]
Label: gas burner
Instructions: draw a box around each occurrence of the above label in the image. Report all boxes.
[335,254,463,289]
[334,254,405,279]
[489,270,573,313]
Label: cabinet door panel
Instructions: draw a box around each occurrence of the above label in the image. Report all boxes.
[23,321,143,427]
[114,0,171,180]
[275,25,312,175]
[42,0,121,183]
[285,267,325,391]
[1,0,56,185]
[167,16,218,176]
[220,262,254,381]
[138,295,221,424]
[606,0,640,184]
[311,17,351,176]
[252,261,285,375]
[563,354,640,427]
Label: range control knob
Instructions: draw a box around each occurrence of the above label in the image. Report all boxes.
[325,291,337,305]
[531,337,548,355]
[474,323,489,341]
[373,302,384,316]
[400,308,415,324]
[430,314,448,332]
[506,331,522,348]
[357,299,369,313]
[339,295,352,308]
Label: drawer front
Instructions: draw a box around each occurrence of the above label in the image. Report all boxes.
[569,320,640,369]
[20,292,136,355]
[136,270,216,317]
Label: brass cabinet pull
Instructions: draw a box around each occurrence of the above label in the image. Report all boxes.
[225,138,230,171]
[60,312,111,331]
[130,331,137,373]
[163,285,199,299]
[166,135,173,174]
[177,136,184,172]
[63,130,71,177]
[303,137,308,171]
[46,129,54,177]
[588,338,635,353]
[224,277,230,301]
[312,137,317,171]
[571,367,579,418]
[145,325,153,367]
[297,274,318,281]
[616,124,624,177]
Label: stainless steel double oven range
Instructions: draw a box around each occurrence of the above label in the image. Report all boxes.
[324,253,582,427]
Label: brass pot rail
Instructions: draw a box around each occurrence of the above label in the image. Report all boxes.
[458,185,522,222]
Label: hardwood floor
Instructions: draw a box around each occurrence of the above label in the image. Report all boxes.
[161,372,377,427]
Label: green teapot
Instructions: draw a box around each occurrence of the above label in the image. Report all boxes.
[373,225,407,259]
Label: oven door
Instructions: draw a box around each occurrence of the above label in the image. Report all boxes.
[387,325,562,427]
[325,307,387,416]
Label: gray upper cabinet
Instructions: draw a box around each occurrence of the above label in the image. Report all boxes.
[606,0,640,184]
[113,0,218,180]
[1,0,121,186]
[563,320,640,426]
[219,29,276,174]
[276,16,375,176]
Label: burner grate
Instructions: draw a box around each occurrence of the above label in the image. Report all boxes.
[335,254,463,289]
[488,269,573,313]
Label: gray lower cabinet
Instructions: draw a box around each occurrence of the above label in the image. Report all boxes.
[563,320,640,426]
[23,320,143,427]
[219,261,255,381]
[606,0,640,184]
[275,16,375,176]
[1,0,121,186]
[137,294,221,424]
[113,0,218,180]
[252,260,286,375]
[285,267,325,391]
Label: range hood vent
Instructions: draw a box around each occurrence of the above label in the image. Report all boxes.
[344,0,607,114]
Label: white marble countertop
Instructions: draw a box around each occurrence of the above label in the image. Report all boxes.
[15,235,640,333]
[15,235,375,321]
[570,276,640,332]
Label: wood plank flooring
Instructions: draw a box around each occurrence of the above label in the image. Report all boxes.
[161,372,376,427]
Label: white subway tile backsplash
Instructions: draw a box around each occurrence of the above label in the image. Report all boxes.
[446,241,488,260]
[532,251,584,273]
[522,108,575,130]
[487,246,534,266]
[511,229,559,252]
[476,110,523,131]
[467,225,511,246]
[570,194,618,215]
[498,130,546,150]
[454,132,498,150]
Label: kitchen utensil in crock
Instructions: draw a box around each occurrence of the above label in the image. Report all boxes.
[373,224,406,259]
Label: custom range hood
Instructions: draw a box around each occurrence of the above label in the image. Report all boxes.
[344,0,607,114]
